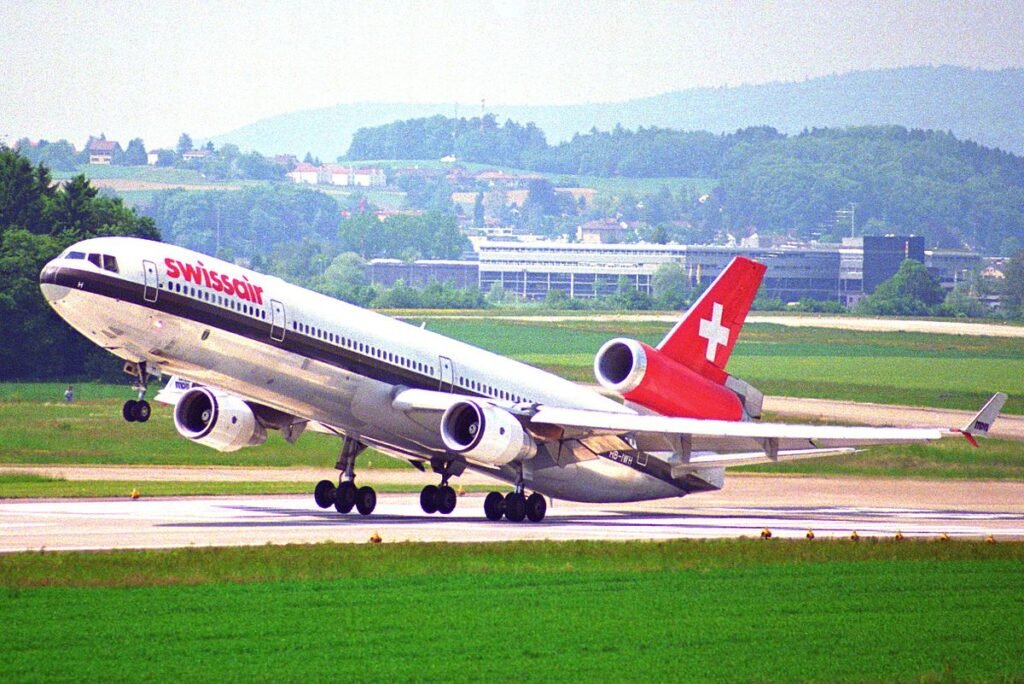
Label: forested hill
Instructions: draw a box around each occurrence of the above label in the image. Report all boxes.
[208,67,1024,157]
[348,120,1024,254]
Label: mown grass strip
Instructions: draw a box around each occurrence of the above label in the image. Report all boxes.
[1,538,1020,589]
[1,541,1021,682]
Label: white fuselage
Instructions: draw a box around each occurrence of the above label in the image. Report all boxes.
[41,237,716,502]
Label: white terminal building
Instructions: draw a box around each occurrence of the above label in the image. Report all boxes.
[365,238,983,305]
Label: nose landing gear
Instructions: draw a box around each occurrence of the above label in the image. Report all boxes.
[121,361,153,423]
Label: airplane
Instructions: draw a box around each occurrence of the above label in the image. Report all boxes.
[39,237,1006,522]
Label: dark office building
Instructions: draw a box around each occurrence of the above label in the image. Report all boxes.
[862,236,925,293]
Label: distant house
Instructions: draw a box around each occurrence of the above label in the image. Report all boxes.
[577,218,628,244]
[318,165,386,187]
[181,148,211,162]
[86,138,122,164]
[352,167,386,187]
[286,162,320,185]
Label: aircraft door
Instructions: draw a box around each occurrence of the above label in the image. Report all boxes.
[142,260,159,303]
[438,356,454,392]
[270,299,286,342]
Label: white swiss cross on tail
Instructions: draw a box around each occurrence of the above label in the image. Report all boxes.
[698,302,730,363]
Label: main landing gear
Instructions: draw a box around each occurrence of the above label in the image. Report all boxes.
[121,361,152,423]
[419,458,461,515]
[483,464,546,523]
[314,436,377,516]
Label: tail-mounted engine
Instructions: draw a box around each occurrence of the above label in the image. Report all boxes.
[440,400,537,466]
[594,338,747,420]
[173,387,267,452]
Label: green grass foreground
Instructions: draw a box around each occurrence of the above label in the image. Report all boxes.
[1,540,1022,681]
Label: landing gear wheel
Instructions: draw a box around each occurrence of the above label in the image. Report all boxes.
[436,485,457,515]
[334,481,356,513]
[504,492,526,522]
[526,493,547,522]
[355,486,377,515]
[483,491,505,521]
[132,400,151,423]
[314,480,336,509]
[420,485,439,514]
[122,400,138,422]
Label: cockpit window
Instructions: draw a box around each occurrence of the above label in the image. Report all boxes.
[102,255,119,273]
[65,251,85,260]
[87,253,102,268]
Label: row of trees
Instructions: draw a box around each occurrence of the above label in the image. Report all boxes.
[14,134,287,182]
[0,149,159,380]
[348,117,1024,255]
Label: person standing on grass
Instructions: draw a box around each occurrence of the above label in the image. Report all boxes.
[64,385,73,402]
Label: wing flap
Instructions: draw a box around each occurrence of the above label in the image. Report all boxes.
[531,406,945,447]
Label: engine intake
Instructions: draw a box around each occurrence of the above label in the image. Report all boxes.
[440,400,536,466]
[173,387,267,452]
[594,337,744,420]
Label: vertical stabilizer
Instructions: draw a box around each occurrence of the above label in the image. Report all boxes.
[657,256,766,382]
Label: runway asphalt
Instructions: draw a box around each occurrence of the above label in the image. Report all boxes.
[3,477,1023,552]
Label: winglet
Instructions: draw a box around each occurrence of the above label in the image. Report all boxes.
[952,392,1008,447]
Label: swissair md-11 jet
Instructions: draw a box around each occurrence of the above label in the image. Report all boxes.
[40,237,1006,522]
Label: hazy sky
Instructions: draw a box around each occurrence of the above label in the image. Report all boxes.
[2,0,1023,148]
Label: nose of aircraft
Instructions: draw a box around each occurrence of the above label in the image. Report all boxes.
[39,258,70,304]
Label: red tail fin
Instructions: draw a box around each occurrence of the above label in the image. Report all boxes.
[657,256,766,383]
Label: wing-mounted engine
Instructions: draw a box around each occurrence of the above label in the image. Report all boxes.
[173,387,267,452]
[594,338,747,420]
[440,400,537,466]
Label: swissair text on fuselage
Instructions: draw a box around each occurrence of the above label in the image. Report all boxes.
[164,258,265,305]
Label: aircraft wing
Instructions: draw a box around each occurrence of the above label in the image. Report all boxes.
[529,392,1007,467]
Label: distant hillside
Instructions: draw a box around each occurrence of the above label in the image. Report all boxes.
[208,66,1024,158]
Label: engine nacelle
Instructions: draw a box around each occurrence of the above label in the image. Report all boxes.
[173,387,267,452]
[440,400,536,467]
[594,338,744,420]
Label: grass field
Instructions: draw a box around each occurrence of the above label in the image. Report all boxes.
[1,385,1020,481]
[1,540,1021,681]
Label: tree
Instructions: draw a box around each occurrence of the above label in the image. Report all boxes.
[123,138,148,166]
[1003,250,1024,319]
[651,262,688,310]
[176,133,193,155]
[858,259,945,316]
[473,192,484,227]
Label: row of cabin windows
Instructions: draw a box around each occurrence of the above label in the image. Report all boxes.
[288,319,528,403]
[290,320,436,377]
[164,280,267,320]
[459,376,523,403]
[63,250,119,273]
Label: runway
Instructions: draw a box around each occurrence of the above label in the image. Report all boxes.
[3,475,1023,552]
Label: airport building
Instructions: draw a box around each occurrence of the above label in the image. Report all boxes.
[365,237,982,305]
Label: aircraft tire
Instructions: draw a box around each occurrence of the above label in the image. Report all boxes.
[483,492,504,521]
[314,480,336,508]
[504,493,526,522]
[420,485,439,514]
[437,485,457,515]
[355,486,376,515]
[525,493,547,522]
[132,400,151,423]
[122,400,138,422]
[334,481,356,513]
